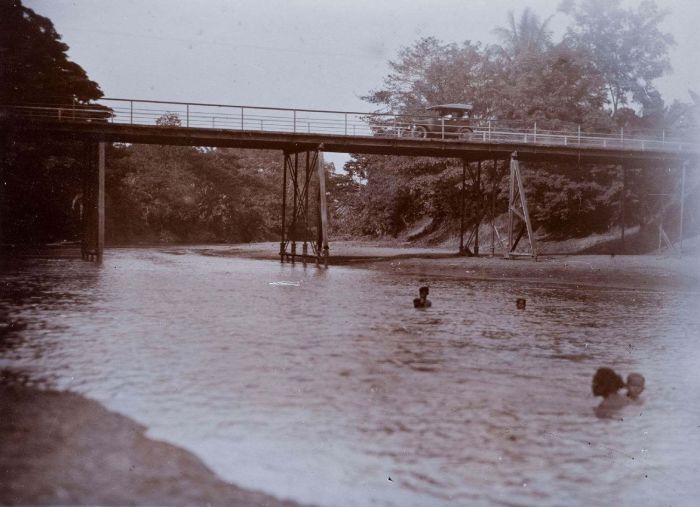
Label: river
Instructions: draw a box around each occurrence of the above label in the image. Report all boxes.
[2,247,699,506]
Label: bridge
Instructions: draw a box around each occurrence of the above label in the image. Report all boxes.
[3,98,698,264]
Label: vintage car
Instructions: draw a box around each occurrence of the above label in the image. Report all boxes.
[368,103,475,139]
[411,103,474,138]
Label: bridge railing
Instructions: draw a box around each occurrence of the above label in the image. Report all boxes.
[3,98,698,154]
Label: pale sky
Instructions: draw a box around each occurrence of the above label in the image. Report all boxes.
[25,0,700,168]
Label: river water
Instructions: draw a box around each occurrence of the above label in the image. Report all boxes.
[2,247,700,506]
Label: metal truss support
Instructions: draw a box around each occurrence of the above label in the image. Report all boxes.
[280,147,328,266]
[505,152,537,259]
[80,141,105,262]
[460,158,509,257]
[648,161,694,256]
[459,159,466,254]
[679,162,686,253]
[458,159,483,256]
[474,160,481,255]
[489,158,508,256]
[620,164,626,253]
[316,151,330,266]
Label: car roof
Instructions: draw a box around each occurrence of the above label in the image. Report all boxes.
[427,103,473,111]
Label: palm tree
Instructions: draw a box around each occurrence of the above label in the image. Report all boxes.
[493,8,554,59]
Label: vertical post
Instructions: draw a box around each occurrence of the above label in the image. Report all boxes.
[491,159,497,256]
[303,151,310,262]
[505,153,536,259]
[293,110,297,133]
[317,151,329,266]
[344,113,348,136]
[474,160,481,255]
[441,118,445,139]
[280,152,288,262]
[488,120,491,141]
[506,156,516,257]
[81,143,90,260]
[680,162,686,253]
[620,164,626,253]
[513,157,536,258]
[317,184,323,265]
[186,104,190,128]
[533,122,537,144]
[97,142,105,263]
[0,135,4,245]
[291,152,298,262]
[459,159,466,254]
[241,108,244,130]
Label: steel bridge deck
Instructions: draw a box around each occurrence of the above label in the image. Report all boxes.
[3,118,697,167]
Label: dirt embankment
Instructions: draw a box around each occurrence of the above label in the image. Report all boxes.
[199,240,700,292]
[0,375,300,507]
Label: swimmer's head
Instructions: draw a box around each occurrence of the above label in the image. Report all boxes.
[592,367,624,398]
[419,286,430,297]
[626,373,645,399]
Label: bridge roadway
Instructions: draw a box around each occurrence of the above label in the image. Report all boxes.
[2,99,698,166]
[4,117,698,167]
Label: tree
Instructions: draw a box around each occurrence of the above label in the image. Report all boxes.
[1,1,105,244]
[0,0,102,104]
[560,0,674,115]
[362,37,488,116]
[492,8,554,59]
[487,44,609,127]
[352,3,681,245]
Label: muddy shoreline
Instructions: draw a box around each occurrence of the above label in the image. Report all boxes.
[0,374,301,506]
[200,241,700,292]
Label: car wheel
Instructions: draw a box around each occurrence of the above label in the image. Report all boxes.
[413,126,428,138]
[458,127,473,139]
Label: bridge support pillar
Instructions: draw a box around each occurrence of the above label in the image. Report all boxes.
[459,159,467,254]
[489,159,508,257]
[80,141,105,263]
[474,160,481,255]
[280,147,328,266]
[679,162,686,254]
[620,164,626,254]
[460,159,500,257]
[505,152,537,260]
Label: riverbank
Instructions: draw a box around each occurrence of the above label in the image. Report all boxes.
[199,240,700,292]
[0,373,300,507]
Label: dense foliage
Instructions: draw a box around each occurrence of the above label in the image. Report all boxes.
[1,0,103,243]
[106,143,288,244]
[331,1,698,247]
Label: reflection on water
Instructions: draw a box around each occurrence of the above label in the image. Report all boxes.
[2,248,700,506]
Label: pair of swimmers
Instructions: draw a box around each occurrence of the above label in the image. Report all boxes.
[413,287,526,310]
[592,367,645,418]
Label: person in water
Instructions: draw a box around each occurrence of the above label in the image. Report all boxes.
[592,367,628,418]
[413,286,432,308]
[626,372,645,403]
